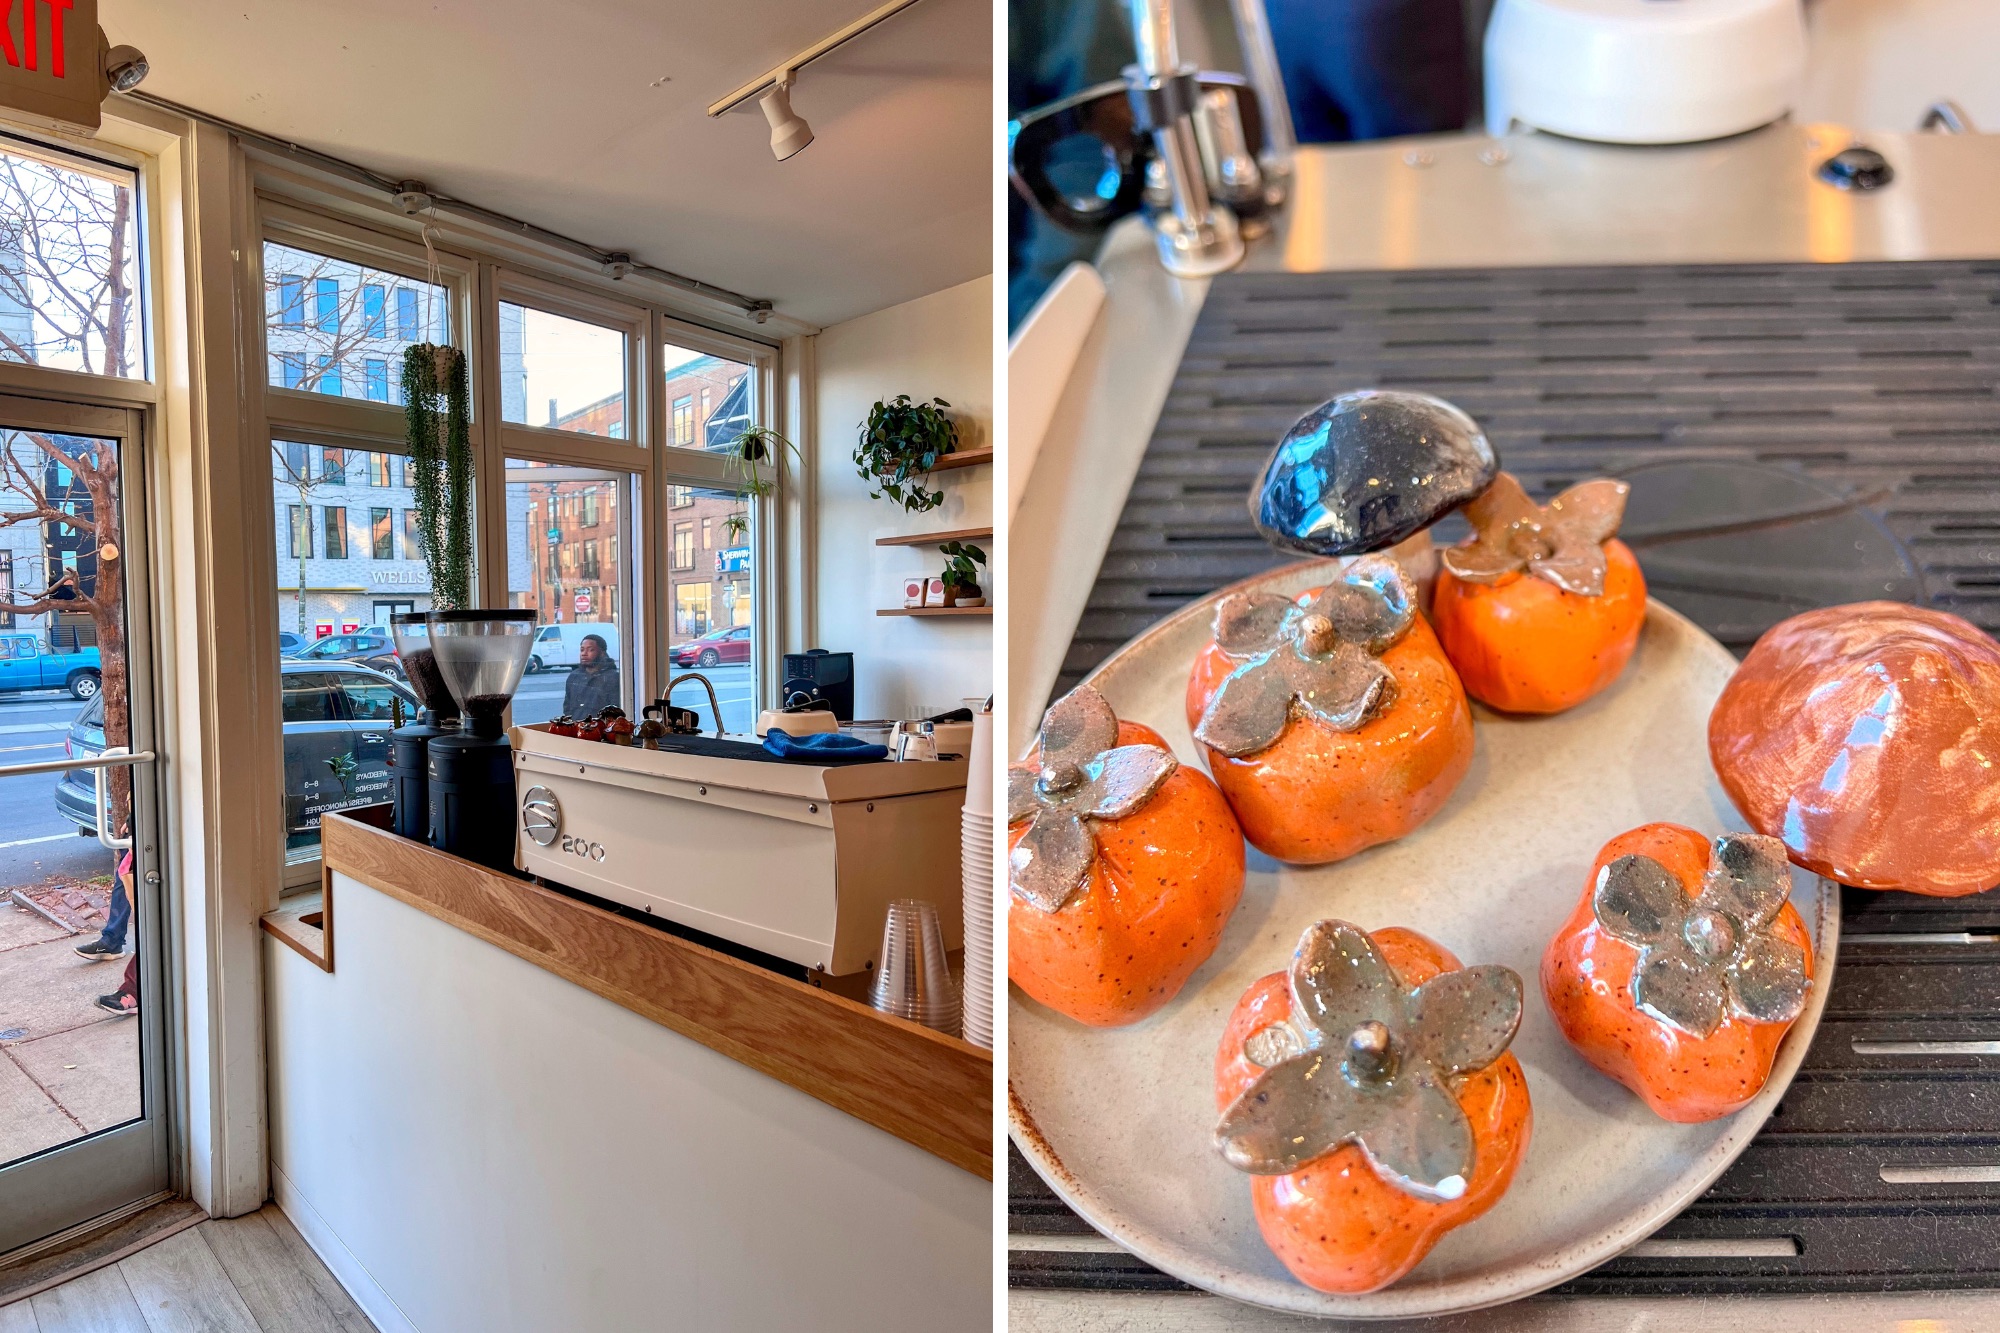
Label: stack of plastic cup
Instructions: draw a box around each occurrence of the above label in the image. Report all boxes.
[870,899,961,1037]
[961,707,995,1048]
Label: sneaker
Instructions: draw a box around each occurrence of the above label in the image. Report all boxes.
[95,992,137,1017]
[74,939,122,961]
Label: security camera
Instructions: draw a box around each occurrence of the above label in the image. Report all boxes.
[103,44,148,93]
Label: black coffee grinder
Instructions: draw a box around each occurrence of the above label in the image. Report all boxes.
[388,612,460,842]
[425,610,536,872]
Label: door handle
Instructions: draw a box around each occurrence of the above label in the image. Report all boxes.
[93,746,133,851]
[361,732,386,744]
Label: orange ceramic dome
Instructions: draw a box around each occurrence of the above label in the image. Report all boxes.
[1708,602,2000,895]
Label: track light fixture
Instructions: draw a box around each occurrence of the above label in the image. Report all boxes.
[759,70,814,162]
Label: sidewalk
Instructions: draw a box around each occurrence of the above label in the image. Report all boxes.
[0,897,140,1165]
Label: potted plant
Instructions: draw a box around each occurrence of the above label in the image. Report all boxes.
[855,395,958,513]
[939,540,986,607]
[723,425,799,502]
[402,343,473,609]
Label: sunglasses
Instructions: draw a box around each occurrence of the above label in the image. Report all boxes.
[1009,72,1269,234]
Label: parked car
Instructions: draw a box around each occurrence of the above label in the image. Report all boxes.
[670,624,751,669]
[0,631,102,699]
[279,630,307,656]
[56,662,420,850]
[527,622,622,673]
[289,627,403,679]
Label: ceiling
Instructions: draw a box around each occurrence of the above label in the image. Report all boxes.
[101,0,992,329]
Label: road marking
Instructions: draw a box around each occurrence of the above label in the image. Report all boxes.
[0,833,81,850]
[0,742,64,754]
[0,722,69,736]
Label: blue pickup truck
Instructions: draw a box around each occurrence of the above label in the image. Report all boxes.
[0,632,102,699]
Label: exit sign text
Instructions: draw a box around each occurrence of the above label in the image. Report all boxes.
[0,0,99,133]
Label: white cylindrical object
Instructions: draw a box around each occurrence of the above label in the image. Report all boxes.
[1484,0,1806,145]
[964,709,993,814]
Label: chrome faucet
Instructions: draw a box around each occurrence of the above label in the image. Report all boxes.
[1125,0,1295,275]
[664,673,724,737]
[1126,0,1243,277]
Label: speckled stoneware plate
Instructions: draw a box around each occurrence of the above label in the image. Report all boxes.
[1008,559,1839,1320]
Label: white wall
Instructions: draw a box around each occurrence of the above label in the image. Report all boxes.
[267,876,991,1333]
[813,276,993,721]
[1800,0,2000,131]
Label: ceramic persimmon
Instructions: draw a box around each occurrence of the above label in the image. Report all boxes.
[1214,920,1531,1294]
[1007,684,1245,1027]
[1184,556,1473,865]
[1709,602,2000,896]
[1542,823,1813,1123]
[1432,472,1646,714]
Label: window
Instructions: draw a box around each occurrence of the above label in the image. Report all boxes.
[663,344,754,453]
[665,485,756,733]
[671,486,691,508]
[403,509,419,557]
[313,277,340,332]
[265,241,447,402]
[280,673,340,723]
[498,302,629,437]
[271,445,433,867]
[504,460,637,725]
[582,493,598,528]
[0,144,144,377]
[702,517,712,549]
[340,678,405,722]
[277,276,305,326]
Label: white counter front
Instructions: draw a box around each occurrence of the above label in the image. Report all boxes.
[265,870,990,1332]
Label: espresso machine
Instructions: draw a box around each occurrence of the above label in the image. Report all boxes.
[388,611,459,841]
[425,610,536,872]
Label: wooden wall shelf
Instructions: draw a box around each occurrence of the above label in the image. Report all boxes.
[930,447,992,473]
[311,814,993,1179]
[877,606,992,617]
[875,527,992,548]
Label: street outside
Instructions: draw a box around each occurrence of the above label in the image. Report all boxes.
[0,687,139,1170]
[513,661,756,734]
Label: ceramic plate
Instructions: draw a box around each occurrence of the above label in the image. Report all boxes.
[1008,560,1839,1320]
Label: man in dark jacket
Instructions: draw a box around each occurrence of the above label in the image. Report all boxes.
[562,633,622,717]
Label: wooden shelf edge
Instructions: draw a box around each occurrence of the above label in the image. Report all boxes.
[877,606,992,617]
[874,526,992,548]
[317,814,994,1179]
[929,447,993,472]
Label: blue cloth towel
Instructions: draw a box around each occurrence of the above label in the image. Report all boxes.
[763,728,889,761]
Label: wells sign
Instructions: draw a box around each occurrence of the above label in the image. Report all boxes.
[0,0,102,133]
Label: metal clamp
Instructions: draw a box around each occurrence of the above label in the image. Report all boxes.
[1126,0,1243,278]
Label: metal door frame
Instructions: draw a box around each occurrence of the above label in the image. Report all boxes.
[0,391,171,1256]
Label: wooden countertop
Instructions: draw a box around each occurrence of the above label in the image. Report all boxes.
[301,813,993,1179]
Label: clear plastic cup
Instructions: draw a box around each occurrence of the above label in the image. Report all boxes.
[870,899,960,1037]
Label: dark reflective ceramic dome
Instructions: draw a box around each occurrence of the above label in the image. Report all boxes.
[1250,390,1498,556]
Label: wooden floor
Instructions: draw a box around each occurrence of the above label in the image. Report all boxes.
[0,1205,376,1333]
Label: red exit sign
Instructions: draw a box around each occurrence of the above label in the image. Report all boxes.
[0,0,101,133]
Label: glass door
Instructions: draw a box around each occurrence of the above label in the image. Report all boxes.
[0,395,168,1254]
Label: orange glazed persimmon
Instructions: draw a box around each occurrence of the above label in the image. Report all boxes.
[1433,473,1646,714]
[1542,823,1813,1123]
[1213,922,1531,1294]
[1008,685,1244,1027]
[1184,557,1473,865]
